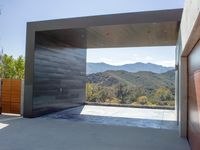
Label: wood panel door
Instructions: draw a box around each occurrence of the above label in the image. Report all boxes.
[1,79,21,114]
[188,40,200,150]
[0,80,2,114]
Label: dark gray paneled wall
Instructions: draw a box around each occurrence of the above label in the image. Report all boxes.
[32,33,86,117]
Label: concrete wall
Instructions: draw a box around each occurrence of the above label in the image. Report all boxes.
[180,0,200,55]
[177,0,200,138]
[23,32,86,117]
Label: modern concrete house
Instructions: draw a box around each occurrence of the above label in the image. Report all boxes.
[20,0,199,149]
[23,8,182,117]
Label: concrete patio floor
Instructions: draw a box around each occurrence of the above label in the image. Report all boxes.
[47,105,178,130]
[0,113,190,150]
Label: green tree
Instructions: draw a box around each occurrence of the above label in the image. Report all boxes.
[128,87,146,103]
[154,87,173,101]
[0,54,25,79]
[0,54,15,78]
[94,85,107,103]
[114,83,130,104]
[137,96,148,105]
[14,56,25,79]
[86,83,97,102]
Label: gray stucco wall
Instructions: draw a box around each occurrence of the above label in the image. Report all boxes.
[26,32,86,117]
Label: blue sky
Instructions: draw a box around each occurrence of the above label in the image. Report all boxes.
[0,0,184,66]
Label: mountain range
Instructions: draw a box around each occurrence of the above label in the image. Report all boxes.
[87,62,174,74]
[87,70,175,92]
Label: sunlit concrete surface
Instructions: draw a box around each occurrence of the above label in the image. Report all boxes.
[0,116,190,150]
[0,114,22,130]
[0,123,9,130]
[47,105,177,130]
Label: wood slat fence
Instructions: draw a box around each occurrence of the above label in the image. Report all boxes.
[0,79,22,114]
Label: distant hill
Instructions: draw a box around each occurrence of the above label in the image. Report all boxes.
[87,62,174,74]
[87,70,175,92]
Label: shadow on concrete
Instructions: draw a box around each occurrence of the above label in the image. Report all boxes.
[45,106,178,130]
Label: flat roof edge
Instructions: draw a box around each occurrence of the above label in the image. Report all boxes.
[27,8,183,32]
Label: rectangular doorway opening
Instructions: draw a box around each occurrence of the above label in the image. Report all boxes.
[47,46,177,130]
[72,46,176,129]
[86,46,175,109]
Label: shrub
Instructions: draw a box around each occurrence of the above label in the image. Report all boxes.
[137,96,148,105]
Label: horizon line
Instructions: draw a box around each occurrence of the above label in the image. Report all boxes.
[87,61,175,67]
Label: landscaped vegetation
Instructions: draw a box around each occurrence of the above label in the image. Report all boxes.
[86,69,175,107]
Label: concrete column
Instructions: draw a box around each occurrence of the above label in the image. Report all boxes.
[179,57,188,137]
[175,46,180,125]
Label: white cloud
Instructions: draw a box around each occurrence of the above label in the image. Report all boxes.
[154,60,175,67]
[99,57,112,63]
[99,57,138,66]
[145,56,153,61]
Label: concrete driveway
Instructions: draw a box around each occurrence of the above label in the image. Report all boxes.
[0,113,190,150]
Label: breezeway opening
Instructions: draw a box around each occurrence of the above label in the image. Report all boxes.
[23,9,182,130]
[57,45,177,129]
[86,46,176,108]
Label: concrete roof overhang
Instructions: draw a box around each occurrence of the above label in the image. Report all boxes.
[28,9,183,48]
[24,8,183,117]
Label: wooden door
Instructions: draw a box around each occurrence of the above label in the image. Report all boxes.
[1,79,21,114]
[188,40,200,150]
